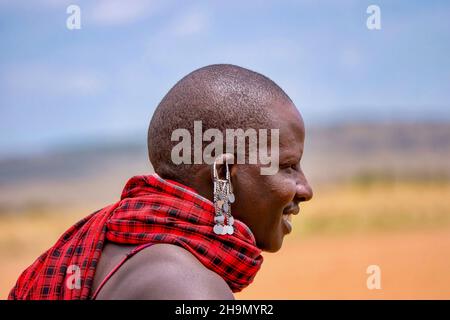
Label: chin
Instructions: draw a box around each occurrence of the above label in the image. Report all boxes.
[258,234,284,253]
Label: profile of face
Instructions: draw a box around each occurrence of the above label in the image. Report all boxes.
[229,101,313,252]
[148,64,313,252]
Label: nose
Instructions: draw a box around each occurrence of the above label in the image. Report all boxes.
[295,173,313,202]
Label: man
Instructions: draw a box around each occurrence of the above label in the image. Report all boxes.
[9,64,313,300]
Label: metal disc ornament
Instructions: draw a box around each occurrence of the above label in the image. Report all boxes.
[222,202,229,212]
[214,215,225,224]
[221,225,228,235]
[213,224,224,235]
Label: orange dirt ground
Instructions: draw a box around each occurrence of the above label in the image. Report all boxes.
[236,228,450,299]
[2,227,450,299]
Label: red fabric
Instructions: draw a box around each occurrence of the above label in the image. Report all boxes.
[9,174,263,300]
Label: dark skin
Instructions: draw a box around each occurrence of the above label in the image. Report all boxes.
[92,243,234,299]
[91,99,313,299]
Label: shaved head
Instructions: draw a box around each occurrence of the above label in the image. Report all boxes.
[148,64,293,183]
[147,64,313,252]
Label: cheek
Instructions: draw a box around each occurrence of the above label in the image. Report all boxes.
[246,175,297,239]
[244,174,295,214]
[266,175,297,211]
[231,168,297,245]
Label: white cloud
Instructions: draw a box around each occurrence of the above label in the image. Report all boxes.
[0,0,73,10]
[169,8,209,37]
[89,0,166,26]
[2,64,105,96]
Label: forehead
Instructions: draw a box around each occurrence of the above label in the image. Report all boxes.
[268,102,305,152]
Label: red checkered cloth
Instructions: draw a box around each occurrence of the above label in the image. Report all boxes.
[9,174,263,300]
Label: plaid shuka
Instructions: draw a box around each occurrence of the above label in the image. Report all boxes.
[9,174,263,300]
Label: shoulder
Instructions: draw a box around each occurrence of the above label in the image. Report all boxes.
[95,243,235,300]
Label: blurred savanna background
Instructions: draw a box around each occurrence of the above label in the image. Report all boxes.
[1,0,449,299]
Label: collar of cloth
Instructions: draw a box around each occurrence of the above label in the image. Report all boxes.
[9,174,263,299]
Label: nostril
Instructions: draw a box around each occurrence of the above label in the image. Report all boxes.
[296,184,313,201]
[296,193,312,203]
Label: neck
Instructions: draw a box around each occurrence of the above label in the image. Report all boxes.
[159,165,214,203]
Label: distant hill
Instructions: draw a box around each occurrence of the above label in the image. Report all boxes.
[1,122,449,214]
[304,122,450,183]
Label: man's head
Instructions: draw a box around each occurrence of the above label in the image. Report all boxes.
[148,64,313,252]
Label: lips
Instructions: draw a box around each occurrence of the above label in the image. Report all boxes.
[282,204,299,234]
[282,213,293,233]
[283,204,300,216]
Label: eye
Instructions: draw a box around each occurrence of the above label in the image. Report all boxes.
[281,162,299,172]
[280,163,291,169]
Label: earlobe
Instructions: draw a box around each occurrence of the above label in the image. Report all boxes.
[212,154,236,235]
[228,161,238,180]
[211,153,235,180]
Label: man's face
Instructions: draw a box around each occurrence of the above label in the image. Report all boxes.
[231,102,313,252]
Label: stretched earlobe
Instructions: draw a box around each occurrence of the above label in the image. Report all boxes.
[211,153,235,180]
[212,154,235,235]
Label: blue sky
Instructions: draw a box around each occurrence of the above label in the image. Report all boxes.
[0,0,449,157]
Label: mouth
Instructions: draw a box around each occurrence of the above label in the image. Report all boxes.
[282,213,293,234]
[283,205,300,216]
[282,204,299,234]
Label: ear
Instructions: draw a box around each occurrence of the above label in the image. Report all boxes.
[211,153,236,181]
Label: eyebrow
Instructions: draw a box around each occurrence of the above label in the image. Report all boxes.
[279,149,302,162]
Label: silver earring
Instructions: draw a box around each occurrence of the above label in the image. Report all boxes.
[213,157,235,235]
